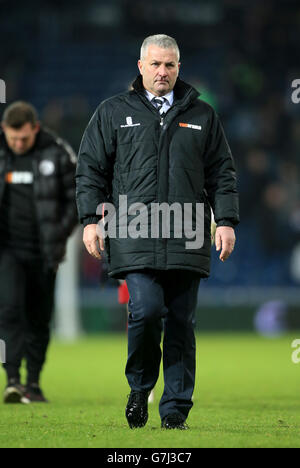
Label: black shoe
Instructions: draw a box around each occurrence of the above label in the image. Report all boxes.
[161,413,189,430]
[4,379,27,404]
[22,384,49,403]
[126,391,149,428]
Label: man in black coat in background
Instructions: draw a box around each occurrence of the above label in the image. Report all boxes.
[0,101,77,403]
[76,34,239,429]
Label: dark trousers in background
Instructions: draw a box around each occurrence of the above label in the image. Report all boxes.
[0,249,56,384]
[125,269,200,421]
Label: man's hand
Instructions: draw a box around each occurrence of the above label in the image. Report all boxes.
[215,226,236,262]
[83,224,104,260]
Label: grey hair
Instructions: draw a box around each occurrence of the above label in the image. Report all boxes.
[140,34,180,61]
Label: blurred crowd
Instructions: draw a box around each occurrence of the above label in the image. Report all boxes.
[1,0,300,287]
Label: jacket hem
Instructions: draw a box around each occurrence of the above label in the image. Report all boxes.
[108,264,209,280]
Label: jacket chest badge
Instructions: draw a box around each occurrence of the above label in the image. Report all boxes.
[179,122,202,131]
[120,117,141,128]
[5,171,33,184]
[39,160,55,176]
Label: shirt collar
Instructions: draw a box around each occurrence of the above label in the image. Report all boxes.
[145,89,174,107]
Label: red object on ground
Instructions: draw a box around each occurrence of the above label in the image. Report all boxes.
[118,281,130,304]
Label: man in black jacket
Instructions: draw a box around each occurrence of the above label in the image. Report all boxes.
[76,35,239,429]
[0,101,77,403]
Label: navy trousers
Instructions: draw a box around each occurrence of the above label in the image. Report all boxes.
[125,269,200,421]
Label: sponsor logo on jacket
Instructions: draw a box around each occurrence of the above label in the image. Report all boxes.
[120,117,141,128]
[39,160,55,176]
[5,171,33,184]
[179,122,202,131]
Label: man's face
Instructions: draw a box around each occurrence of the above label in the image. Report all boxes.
[138,45,180,97]
[2,122,40,155]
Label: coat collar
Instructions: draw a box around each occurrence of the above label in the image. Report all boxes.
[132,75,200,105]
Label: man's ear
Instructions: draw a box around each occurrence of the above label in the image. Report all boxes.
[34,122,41,134]
[137,59,143,75]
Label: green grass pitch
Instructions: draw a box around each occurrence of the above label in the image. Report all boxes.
[0,333,299,448]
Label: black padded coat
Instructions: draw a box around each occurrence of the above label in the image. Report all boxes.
[76,76,239,279]
[0,128,78,269]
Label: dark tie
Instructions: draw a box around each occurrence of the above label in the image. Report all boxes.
[152,97,167,115]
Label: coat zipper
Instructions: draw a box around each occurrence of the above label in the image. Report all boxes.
[136,93,192,269]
